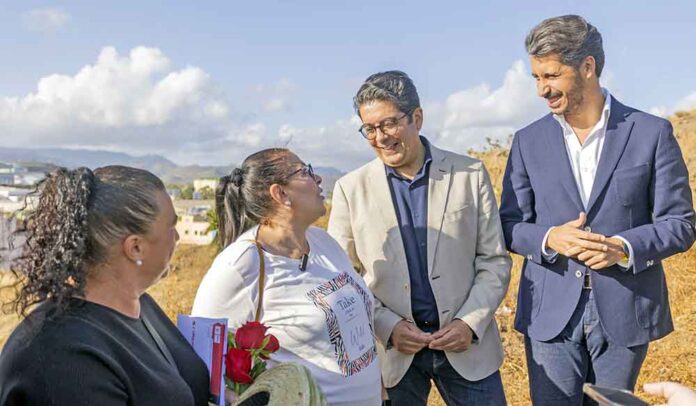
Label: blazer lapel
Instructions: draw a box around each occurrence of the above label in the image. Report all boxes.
[367,159,409,273]
[427,146,453,276]
[544,117,585,213]
[586,100,634,213]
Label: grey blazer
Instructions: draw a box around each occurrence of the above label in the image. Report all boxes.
[328,143,512,387]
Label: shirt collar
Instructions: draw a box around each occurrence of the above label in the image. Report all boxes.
[553,88,612,139]
[385,136,432,181]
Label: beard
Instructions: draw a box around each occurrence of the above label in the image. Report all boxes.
[561,72,586,115]
[542,69,586,116]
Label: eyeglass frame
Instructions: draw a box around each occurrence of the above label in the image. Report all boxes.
[286,163,316,181]
[357,111,412,140]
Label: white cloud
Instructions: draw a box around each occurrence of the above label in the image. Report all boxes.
[649,106,668,118]
[278,124,296,142]
[276,116,374,169]
[648,91,696,118]
[434,61,540,128]
[421,60,545,152]
[264,98,289,113]
[254,78,297,113]
[0,46,238,154]
[0,46,314,168]
[674,92,696,113]
[274,60,548,170]
[239,123,266,147]
[23,7,71,33]
[0,53,551,171]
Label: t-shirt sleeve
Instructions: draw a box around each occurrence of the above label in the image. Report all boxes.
[2,345,128,406]
[191,242,260,328]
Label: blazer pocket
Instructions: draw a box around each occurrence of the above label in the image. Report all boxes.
[613,164,650,207]
[443,204,473,223]
[634,291,665,329]
[634,270,667,328]
[518,265,546,322]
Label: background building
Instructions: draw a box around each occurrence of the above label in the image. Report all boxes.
[176,214,214,245]
[193,178,218,192]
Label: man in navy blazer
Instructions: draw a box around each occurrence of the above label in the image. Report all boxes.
[500,15,695,404]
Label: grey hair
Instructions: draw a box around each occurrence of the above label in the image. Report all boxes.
[525,15,605,77]
[353,70,420,118]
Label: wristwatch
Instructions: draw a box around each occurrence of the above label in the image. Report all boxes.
[620,241,629,263]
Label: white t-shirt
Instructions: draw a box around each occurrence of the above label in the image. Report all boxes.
[192,226,381,406]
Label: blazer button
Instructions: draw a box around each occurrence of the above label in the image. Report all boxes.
[584,226,592,232]
[527,254,533,261]
[575,270,583,278]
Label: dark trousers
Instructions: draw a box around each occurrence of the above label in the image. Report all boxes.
[525,289,649,405]
[385,346,506,406]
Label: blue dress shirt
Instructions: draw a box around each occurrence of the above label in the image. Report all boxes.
[385,136,439,326]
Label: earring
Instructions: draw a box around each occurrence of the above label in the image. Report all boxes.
[284,201,292,207]
[136,259,143,266]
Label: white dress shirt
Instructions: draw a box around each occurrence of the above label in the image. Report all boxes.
[541,89,633,268]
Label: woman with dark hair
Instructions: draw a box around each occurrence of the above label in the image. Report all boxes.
[0,166,209,405]
[192,149,381,406]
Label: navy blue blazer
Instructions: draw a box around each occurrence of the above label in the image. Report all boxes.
[500,99,695,347]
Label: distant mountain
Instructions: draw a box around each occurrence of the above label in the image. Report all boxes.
[0,147,174,169]
[0,147,344,190]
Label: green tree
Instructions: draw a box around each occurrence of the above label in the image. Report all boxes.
[180,184,194,200]
[205,207,221,251]
[199,186,215,200]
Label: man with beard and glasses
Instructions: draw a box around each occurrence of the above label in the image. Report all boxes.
[500,15,695,405]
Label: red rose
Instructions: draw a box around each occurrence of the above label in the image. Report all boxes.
[264,334,279,352]
[260,334,280,359]
[225,348,253,384]
[235,321,268,350]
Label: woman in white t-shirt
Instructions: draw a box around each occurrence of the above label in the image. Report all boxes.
[191,148,381,406]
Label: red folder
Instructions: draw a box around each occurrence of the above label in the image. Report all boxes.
[210,323,225,403]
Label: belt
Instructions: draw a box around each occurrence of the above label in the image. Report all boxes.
[583,273,592,289]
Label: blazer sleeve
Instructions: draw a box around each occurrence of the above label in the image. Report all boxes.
[327,179,403,346]
[499,132,554,264]
[327,180,363,273]
[617,121,696,273]
[455,163,512,339]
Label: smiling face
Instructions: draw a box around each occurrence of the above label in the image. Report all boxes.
[530,53,587,116]
[358,100,423,172]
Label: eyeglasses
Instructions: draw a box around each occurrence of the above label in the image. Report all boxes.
[286,163,316,181]
[358,112,410,140]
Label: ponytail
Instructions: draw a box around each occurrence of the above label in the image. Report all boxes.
[10,167,94,316]
[217,168,251,248]
[216,148,293,249]
[8,165,165,317]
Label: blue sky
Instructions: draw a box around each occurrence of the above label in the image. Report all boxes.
[1,1,695,170]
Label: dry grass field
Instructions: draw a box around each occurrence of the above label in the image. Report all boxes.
[2,109,696,404]
[144,225,696,406]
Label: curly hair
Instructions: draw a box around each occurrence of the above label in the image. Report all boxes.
[7,165,165,317]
